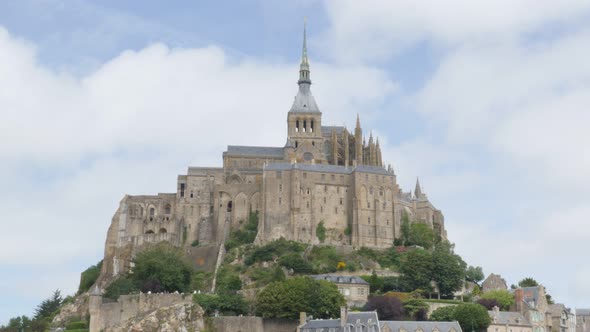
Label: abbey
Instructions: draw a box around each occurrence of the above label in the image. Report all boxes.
[98,26,446,281]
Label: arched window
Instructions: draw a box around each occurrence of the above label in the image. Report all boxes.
[295,120,299,132]
[164,204,171,214]
[303,120,307,132]
[159,228,167,234]
[149,207,155,216]
[145,230,154,234]
[310,119,314,132]
[227,201,233,213]
[295,141,298,148]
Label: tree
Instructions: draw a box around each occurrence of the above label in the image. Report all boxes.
[430,306,456,321]
[279,253,313,274]
[34,289,62,320]
[316,221,326,243]
[368,270,385,294]
[255,277,345,320]
[407,223,435,249]
[518,277,539,287]
[193,293,248,316]
[453,303,491,332]
[131,243,193,293]
[477,298,501,310]
[78,260,103,295]
[432,242,465,297]
[364,296,405,320]
[480,290,514,311]
[103,276,138,300]
[399,249,433,292]
[400,211,411,245]
[465,266,485,284]
[1,316,32,332]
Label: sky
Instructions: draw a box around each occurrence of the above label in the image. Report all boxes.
[1,0,590,324]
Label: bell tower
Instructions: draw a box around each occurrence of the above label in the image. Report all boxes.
[286,21,324,164]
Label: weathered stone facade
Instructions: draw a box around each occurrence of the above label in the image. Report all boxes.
[97,26,447,285]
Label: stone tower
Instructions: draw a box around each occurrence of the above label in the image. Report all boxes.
[286,22,324,164]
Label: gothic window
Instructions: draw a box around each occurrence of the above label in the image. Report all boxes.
[296,120,300,132]
[279,184,282,192]
[227,201,232,212]
[210,205,213,214]
[279,197,282,205]
[312,141,315,146]
[149,207,155,217]
[140,206,144,217]
[180,183,185,197]
[145,230,154,234]
[295,141,298,148]
[164,204,171,214]
[159,228,167,234]
[380,188,383,196]
[307,188,310,195]
[190,191,194,198]
[324,185,328,193]
[303,120,307,132]
[310,119,314,132]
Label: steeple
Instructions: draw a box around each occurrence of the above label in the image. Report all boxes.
[415,177,423,198]
[298,18,311,86]
[289,19,319,113]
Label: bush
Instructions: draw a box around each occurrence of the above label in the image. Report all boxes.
[308,246,342,273]
[190,271,212,292]
[191,240,200,247]
[65,320,88,330]
[132,243,193,293]
[216,268,242,294]
[316,221,326,243]
[225,211,259,251]
[477,298,501,310]
[430,305,456,321]
[279,253,313,274]
[244,238,306,265]
[103,276,137,300]
[77,261,103,295]
[193,293,248,316]
[480,289,514,311]
[453,303,491,332]
[364,296,404,320]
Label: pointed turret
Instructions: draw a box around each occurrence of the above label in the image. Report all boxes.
[376,137,382,167]
[369,133,376,166]
[355,114,363,165]
[415,177,423,198]
[290,19,319,113]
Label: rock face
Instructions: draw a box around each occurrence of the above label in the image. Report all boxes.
[107,303,204,332]
[52,294,90,326]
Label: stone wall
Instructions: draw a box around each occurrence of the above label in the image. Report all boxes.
[213,316,298,332]
[425,302,459,318]
[89,293,193,332]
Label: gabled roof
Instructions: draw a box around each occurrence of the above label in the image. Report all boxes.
[322,126,345,136]
[299,312,379,331]
[489,310,531,326]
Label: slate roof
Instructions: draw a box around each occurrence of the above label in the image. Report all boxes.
[548,304,566,317]
[322,126,345,136]
[577,309,590,316]
[299,312,379,332]
[381,321,462,332]
[312,274,369,285]
[224,145,284,158]
[489,310,531,326]
[290,85,320,113]
[264,163,390,176]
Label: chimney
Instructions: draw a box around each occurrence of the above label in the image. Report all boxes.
[300,312,307,326]
[340,306,347,327]
[515,289,524,313]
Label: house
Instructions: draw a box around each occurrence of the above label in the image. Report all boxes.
[488,305,533,332]
[312,274,370,307]
[482,274,508,292]
[297,306,462,332]
[515,286,551,332]
[547,304,576,332]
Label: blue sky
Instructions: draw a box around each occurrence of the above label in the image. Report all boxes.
[2,0,590,324]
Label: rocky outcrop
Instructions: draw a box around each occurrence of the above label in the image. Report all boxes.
[107,303,204,332]
[52,294,90,326]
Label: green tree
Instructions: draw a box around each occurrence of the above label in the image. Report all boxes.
[429,306,456,321]
[216,269,242,294]
[33,289,62,320]
[131,243,193,293]
[407,223,435,249]
[78,260,103,294]
[453,303,491,332]
[518,277,539,287]
[193,293,248,316]
[367,270,385,294]
[103,275,138,300]
[255,277,345,320]
[400,211,411,245]
[364,296,405,320]
[400,249,433,292]
[465,266,485,284]
[432,242,466,297]
[1,315,32,332]
[279,253,313,274]
[480,290,514,311]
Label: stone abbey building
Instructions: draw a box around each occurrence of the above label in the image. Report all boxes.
[99,26,447,281]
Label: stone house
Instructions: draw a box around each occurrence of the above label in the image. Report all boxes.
[312,274,370,307]
[547,304,575,332]
[515,286,551,332]
[482,274,508,292]
[488,306,533,332]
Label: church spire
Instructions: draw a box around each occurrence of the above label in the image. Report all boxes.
[415,177,422,198]
[298,18,311,86]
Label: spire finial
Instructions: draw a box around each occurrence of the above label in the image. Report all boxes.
[415,177,422,198]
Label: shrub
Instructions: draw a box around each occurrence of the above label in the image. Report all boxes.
[316,221,326,243]
[453,303,491,332]
[279,253,313,274]
[225,211,259,251]
[244,238,306,265]
[308,246,341,273]
[403,298,429,321]
[103,276,137,300]
[77,261,103,295]
[477,298,501,310]
[65,320,87,330]
[429,305,456,321]
[191,240,199,247]
[480,289,514,311]
[193,293,248,316]
[132,243,193,293]
[344,226,351,236]
[364,296,404,320]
